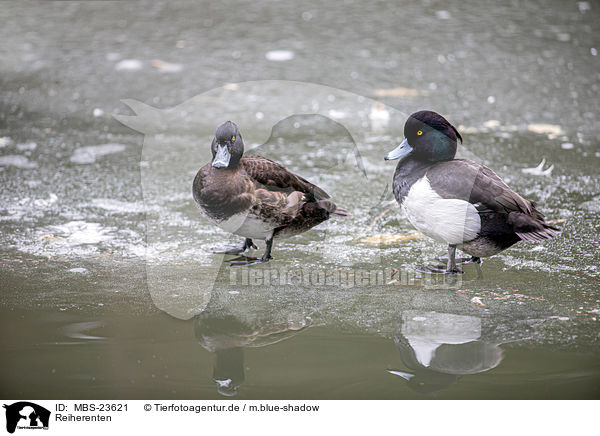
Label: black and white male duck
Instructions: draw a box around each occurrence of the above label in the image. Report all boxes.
[384,110,558,273]
[193,121,347,266]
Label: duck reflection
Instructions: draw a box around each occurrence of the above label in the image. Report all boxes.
[389,311,504,394]
[194,306,312,397]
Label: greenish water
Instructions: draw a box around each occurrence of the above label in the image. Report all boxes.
[1,1,599,399]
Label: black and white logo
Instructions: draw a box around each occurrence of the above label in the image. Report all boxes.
[3,402,50,433]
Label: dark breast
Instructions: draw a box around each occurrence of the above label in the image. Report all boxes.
[392,157,432,205]
[192,164,253,221]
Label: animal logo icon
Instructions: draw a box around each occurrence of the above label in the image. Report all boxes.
[3,402,50,433]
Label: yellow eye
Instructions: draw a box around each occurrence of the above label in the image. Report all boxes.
[417,130,423,136]
[231,136,236,141]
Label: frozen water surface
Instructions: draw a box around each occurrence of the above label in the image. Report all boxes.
[0,0,599,399]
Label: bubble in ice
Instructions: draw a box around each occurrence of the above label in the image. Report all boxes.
[115,59,143,71]
[47,221,113,245]
[579,196,600,213]
[265,50,295,61]
[16,141,37,151]
[0,137,12,148]
[34,193,58,208]
[0,155,38,168]
[328,109,346,119]
[89,198,148,214]
[70,143,126,164]
[578,2,590,13]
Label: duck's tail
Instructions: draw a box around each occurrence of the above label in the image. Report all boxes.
[515,226,559,242]
[331,206,350,217]
[508,210,559,242]
[314,199,349,218]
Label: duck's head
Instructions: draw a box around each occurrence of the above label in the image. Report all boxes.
[384,110,462,163]
[211,121,244,169]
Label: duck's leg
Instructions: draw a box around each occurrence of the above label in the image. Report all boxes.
[229,235,274,267]
[260,236,274,262]
[445,244,462,274]
[417,245,464,274]
[435,252,475,264]
[213,238,257,255]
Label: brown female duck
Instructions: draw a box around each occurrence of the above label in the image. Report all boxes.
[193,121,347,266]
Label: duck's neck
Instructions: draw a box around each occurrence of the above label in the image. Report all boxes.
[211,161,242,174]
[393,156,434,205]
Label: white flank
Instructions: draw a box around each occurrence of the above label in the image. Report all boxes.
[217,211,272,240]
[402,176,481,245]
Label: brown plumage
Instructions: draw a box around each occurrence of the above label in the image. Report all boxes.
[193,155,346,232]
[242,155,329,200]
[192,121,347,265]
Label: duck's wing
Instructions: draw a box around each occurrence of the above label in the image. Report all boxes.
[427,159,558,240]
[242,155,330,200]
[252,189,303,223]
[427,159,532,214]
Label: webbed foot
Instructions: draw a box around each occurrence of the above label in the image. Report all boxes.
[435,254,480,265]
[227,254,272,267]
[415,264,464,275]
[212,238,257,255]
[416,245,465,274]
